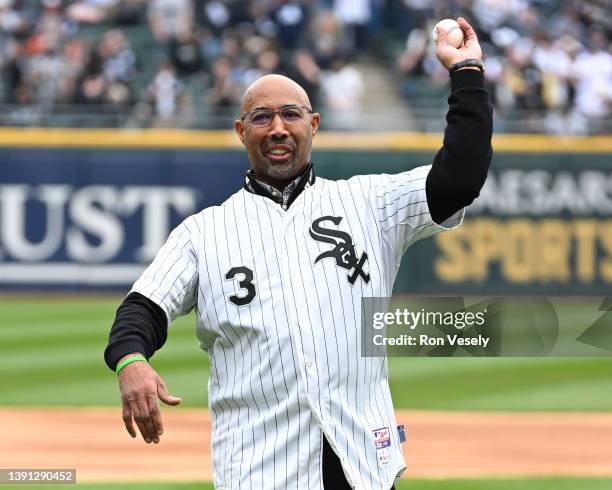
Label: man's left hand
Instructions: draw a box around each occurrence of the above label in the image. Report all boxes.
[435,17,483,69]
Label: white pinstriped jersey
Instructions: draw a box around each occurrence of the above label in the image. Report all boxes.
[131,164,463,490]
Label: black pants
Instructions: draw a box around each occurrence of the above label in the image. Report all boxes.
[322,436,395,490]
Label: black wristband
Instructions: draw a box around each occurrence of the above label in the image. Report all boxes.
[450,69,485,91]
[449,59,485,74]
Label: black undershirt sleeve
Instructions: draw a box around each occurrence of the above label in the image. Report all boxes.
[104,292,168,371]
[426,69,493,224]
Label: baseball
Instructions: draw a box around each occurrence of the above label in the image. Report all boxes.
[432,19,464,48]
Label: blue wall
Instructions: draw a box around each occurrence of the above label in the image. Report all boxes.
[1,146,610,294]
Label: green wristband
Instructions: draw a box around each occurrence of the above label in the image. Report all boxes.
[116,355,147,375]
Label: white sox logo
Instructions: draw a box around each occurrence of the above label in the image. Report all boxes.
[309,216,370,285]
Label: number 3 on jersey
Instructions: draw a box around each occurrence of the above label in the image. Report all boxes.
[225,266,257,306]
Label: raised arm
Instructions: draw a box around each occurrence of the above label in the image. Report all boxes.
[426,17,493,224]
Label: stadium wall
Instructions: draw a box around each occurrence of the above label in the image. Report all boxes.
[0,129,610,294]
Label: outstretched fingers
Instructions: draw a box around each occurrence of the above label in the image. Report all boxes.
[122,404,137,438]
[158,378,182,407]
[145,392,162,442]
[118,361,176,444]
[124,394,159,443]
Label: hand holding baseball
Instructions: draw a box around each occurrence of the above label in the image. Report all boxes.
[434,17,482,70]
[118,354,182,444]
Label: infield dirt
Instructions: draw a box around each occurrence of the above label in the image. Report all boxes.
[2,408,612,482]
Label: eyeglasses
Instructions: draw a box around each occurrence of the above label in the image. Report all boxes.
[241,105,313,127]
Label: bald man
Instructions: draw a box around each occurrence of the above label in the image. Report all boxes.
[234,74,320,194]
[105,17,492,490]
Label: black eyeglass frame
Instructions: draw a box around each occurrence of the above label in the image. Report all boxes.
[240,105,314,125]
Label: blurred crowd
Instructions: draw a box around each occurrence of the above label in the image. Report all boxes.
[0,0,609,133]
[397,0,611,134]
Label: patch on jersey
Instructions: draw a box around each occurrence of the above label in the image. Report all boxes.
[397,424,406,443]
[309,216,370,285]
[373,427,391,464]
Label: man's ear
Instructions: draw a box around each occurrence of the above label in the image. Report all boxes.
[311,113,320,137]
[234,119,246,145]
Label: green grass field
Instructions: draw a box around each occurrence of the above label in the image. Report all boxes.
[4,478,612,490]
[1,296,611,489]
[1,296,611,410]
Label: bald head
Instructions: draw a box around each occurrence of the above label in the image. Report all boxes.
[240,74,311,114]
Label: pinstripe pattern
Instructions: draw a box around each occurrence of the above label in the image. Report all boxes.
[131,164,463,490]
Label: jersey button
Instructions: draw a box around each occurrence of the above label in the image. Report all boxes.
[305,360,313,368]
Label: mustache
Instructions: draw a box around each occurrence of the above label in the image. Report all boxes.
[262,140,296,152]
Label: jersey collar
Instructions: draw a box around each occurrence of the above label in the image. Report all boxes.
[243,163,315,210]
